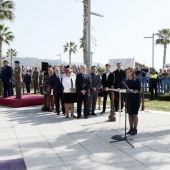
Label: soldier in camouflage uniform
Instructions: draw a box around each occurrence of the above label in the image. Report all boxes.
[39,71,44,95]
[14,61,22,99]
[42,67,54,111]
[32,67,39,94]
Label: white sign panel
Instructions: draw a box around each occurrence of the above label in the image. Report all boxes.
[109,58,135,72]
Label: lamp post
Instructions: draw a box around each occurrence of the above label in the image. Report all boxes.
[87,0,104,72]
[144,33,158,68]
[56,54,61,66]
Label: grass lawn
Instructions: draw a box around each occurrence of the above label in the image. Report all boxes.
[144,93,170,112]
[144,99,170,112]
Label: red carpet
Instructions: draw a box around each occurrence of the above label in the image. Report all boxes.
[0,94,44,108]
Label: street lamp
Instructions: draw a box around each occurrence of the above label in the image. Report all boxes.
[87,0,104,72]
[56,54,61,66]
[144,33,159,68]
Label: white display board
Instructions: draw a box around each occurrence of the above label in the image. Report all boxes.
[109,58,135,72]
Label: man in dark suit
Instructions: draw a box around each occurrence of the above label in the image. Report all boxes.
[100,64,115,114]
[76,65,91,119]
[1,60,12,98]
[50,67,65,115]
[23,70,32,93]
[89,66,101,115]
[113,63,126,112]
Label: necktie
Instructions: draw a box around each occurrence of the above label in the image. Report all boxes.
[71,78,73,88]
[82,74,86,88]
[57,75,60,82]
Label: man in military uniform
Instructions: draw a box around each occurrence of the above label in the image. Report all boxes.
[32,67,39,94]
[23,70,31,93]
[14,61,22,99]
[39,71,44,95]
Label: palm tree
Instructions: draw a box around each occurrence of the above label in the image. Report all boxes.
[0,24,15,68]
[0,0,15,21]
[82,0,88,66]
[156,29,170,68]
[63,42,78,66]
[6,48,17,67]
[79,37,84,49]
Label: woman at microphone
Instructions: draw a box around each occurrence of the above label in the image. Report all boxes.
[125,67,141,135]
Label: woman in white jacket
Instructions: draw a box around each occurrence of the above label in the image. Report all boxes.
[62,68,76,118]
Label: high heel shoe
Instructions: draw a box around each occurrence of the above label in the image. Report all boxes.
[131,129,137,135]
[126,129,134,134]
[71,114,76,118]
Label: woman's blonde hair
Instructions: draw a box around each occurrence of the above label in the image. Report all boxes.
[125,67,135,78]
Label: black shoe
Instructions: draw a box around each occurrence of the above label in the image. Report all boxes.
[92,113,96,116]
[131,129,137,135]
[121,109,123,112]
[114,109,118,112]
[126,129,134,134]
[1,96,7,98]
[77,116,81,119]
[66,116,69,118]
[84,116,88,119]
[71,114,76,118]
[100,111,105,115]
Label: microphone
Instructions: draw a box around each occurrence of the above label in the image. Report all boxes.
[123,81,139,93]
[123,81,129,90]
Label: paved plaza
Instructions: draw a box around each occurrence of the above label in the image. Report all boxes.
[0,105,170,170]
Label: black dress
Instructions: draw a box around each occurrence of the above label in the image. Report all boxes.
[125,78,141,115]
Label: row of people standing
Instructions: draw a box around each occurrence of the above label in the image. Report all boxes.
[47,63,128,118]
[0,60,44,99]
[46,63,141,135]
[0,60,22,99]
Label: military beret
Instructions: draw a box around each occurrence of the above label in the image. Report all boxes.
[15,61,20,64]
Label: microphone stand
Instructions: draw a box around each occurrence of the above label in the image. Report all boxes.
[110,82,135,148]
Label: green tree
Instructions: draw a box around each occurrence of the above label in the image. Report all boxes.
[97,67,105,75]
[0,24,15,68]
[76,0,88,66]
[82,0,88,67]
[79,37,84,49]
[63,42,78,66]
[0,0,15,21]
[156,29,170,68]
[6,48,17,67]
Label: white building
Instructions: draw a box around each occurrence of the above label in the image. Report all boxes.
[109,57,149,71]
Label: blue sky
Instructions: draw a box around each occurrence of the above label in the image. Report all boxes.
[3,0,170,69]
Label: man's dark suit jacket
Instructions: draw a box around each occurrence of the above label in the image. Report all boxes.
[76,73,91,93]
[50,74,63,92]
[90,73,101,92]
[1,66,12,83]
[101,72,115,88]
[113,69,126,88]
